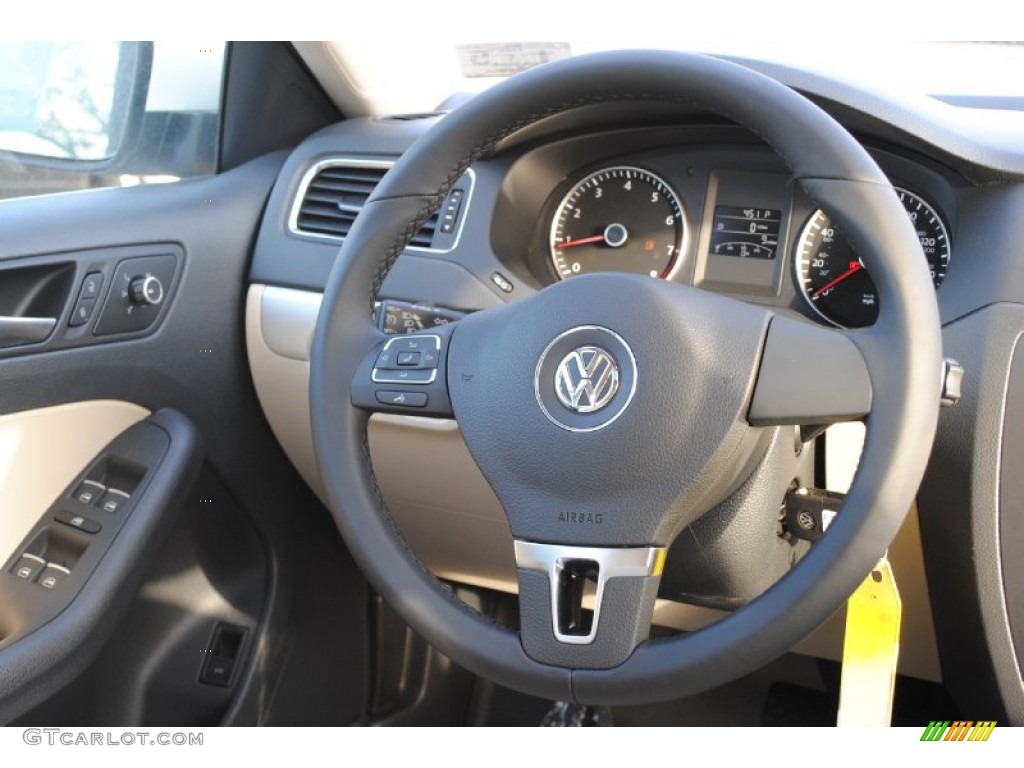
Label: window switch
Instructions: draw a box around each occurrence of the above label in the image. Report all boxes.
[55,509,102,534]
[98,488,130,514]
[37,564,70,590]
[11,554,46,582]
[200,656,235,686]
[73,480,105,506]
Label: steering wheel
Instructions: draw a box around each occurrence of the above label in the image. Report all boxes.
[310,50,941,705]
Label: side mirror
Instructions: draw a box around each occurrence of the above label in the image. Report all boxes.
[0,42,151,168]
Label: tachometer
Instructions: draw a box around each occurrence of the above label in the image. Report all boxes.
[795,188,950,328]
[549,166,687,280]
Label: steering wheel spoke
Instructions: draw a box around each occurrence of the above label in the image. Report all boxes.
[749,314,872,427]
[351,324,455,418]
[515,541,665,668]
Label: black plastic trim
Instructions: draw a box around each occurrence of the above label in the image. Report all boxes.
[219,42,341,173]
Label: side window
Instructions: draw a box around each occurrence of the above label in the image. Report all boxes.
[0,41,224,201]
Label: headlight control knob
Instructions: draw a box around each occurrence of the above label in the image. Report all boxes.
[129,274,164,306]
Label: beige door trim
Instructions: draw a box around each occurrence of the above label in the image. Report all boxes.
[0,400,150,566]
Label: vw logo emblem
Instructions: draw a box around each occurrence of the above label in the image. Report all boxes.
[554,346,619,413]
[534,326,637,433]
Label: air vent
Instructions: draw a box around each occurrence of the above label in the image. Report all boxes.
[293,162,388,239]
[289,159,473,252]
[409,213,438,248]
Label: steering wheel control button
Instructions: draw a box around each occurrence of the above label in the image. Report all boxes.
[375,390,428,408]
[372,334,440,385]
[11,554,46,582]
[534,326,637,432]
[72,480,105,506]
[354,324,455,417]
[37,564,71,591]
[384,368,433,384]
[55,509,102,534]
[98,488,130,514]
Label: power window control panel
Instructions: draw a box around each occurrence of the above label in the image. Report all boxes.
[3,446,150,619]
[0,410,199,660]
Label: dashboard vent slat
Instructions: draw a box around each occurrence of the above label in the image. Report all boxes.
[408,213,439,248]
[292,162,387,239]
[293,161,438,246]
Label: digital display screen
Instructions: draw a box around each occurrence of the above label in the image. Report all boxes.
[709,206,781,260]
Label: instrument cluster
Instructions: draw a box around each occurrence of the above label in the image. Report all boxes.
[533,153,953,329]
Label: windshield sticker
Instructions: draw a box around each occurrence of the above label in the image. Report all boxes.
[456,42,571,78]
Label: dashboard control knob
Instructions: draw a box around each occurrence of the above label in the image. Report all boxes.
[128,275,164,306]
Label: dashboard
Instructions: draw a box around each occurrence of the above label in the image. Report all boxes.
[252,118,967,336]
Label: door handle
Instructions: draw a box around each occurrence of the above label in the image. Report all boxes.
[0,316,57,348]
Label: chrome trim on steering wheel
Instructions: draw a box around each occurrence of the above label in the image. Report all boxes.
[514,541,666,645]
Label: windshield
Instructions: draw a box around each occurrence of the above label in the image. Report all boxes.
[320,38,1024,116]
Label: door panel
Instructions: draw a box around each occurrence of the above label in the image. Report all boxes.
[0,152,372,725]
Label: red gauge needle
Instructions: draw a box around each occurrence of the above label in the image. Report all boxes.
[555,234,605,249]
[812,261,862,298]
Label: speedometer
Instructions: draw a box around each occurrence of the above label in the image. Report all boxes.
[549,166,687,280]
[795,188,950,328]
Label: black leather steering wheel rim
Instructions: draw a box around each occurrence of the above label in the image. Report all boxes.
[310,50,942,705]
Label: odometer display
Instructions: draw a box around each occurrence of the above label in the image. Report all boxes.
[550,166,686,280]
[795,188,950,328]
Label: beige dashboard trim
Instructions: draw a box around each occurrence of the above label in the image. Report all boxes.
[0,400,150,566]
[245,284,326,500]
[247,282,940,681]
